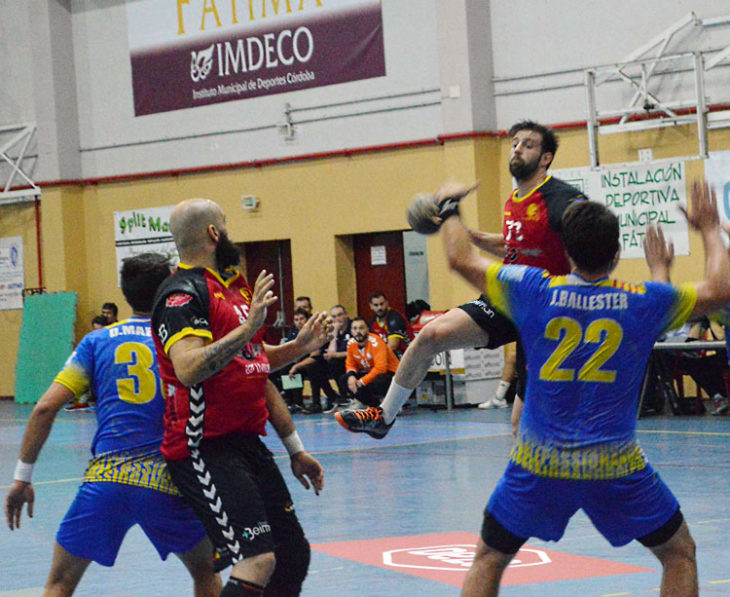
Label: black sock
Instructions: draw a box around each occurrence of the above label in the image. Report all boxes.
[220,576,265,596]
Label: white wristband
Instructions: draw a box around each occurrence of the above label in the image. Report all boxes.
[282,431,305,457]
[14,460,34,483]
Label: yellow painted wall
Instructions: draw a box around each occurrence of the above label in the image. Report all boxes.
[2,124,729,396]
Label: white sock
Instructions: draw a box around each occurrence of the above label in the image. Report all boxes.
[380,382,412,424]
[494,380,511,401]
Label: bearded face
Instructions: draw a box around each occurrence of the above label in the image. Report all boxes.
[351,321,369,343]
[215,230,241,271]
[509,151,542,181]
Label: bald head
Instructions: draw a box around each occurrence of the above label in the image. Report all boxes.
[170,198,225,260]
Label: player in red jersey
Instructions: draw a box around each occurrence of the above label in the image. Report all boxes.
[152,198,330,597]
[337,120,586,439]
[367,292,414,359]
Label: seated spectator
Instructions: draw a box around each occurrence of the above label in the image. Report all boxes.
[276,308,310,412]
[342,318,399,408]
[295,296,312,316]
[91,315,108,330]
[368,292,414,359]
[286,308,340,414]
[324,304,353,405]
[101,302,118,324]
[658,316,729,414]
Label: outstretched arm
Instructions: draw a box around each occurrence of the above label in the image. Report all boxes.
[644,224,674,283]
[437,182,498,294]
[264,380,324,495]
[687,182,730,317]
[266,312,331,371]
[5,382,73,530]
[466,228,507,258]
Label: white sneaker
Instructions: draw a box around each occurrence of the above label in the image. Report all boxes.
[478,396,509,410]
[492,396,508,409]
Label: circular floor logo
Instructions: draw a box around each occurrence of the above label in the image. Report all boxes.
[383,544,551,571]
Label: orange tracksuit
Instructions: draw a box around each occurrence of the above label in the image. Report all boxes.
[345,333,399,386]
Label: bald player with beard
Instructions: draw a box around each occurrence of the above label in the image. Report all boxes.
[152,198,329,597]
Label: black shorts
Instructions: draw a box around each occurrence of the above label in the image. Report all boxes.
[459,295,527,399]
[458,295,517,350]
[166,432,302,571]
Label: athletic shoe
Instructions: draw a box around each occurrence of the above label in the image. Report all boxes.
[477,396,509,409]
[334,406,393,439]
[711,394,729,416]
[64,402,90,412]
[322,403,339,414]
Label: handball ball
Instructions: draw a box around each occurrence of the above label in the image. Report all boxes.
[407,193,441,235]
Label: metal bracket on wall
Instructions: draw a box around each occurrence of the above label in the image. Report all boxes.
[0,122,40,204]
[584,12,730,166]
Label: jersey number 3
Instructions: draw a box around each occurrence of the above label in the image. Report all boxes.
[115,342,157,403]
[539,317,623,383]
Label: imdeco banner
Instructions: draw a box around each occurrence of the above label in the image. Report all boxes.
[127,0,386,116]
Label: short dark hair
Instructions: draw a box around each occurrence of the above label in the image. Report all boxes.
[561,201,620,273]
[351,317,368,327]
[295,296,311,305]
[292,307,309,319]
[120,253,171,313]
[369,292,386,302]
[508,120,558,168]
[101,302,118,316]
[91,315,108,327]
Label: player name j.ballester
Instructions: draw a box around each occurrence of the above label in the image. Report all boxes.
[549,289,629,311]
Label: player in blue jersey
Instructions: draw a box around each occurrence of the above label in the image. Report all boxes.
[431,181,730,597]
[4,254,222,596]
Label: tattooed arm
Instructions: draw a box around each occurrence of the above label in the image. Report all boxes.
[167,271,277,387]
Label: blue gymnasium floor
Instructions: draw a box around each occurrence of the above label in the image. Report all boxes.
[1,400,729,596]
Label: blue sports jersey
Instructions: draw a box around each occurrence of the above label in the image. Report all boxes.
[54,317,178,494]
[485,264,697,480]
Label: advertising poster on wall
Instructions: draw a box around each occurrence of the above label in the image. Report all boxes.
[0,236,24,310]
[552,159,689,259]
[127,0,386,116]
[114,206,177,285]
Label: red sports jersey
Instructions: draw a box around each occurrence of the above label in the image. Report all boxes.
[502,176,585,275]
[152,265,270,461]
[368,308,414,359]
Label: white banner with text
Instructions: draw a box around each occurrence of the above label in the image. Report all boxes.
[552,159,688,259]
[114,206,177,285]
